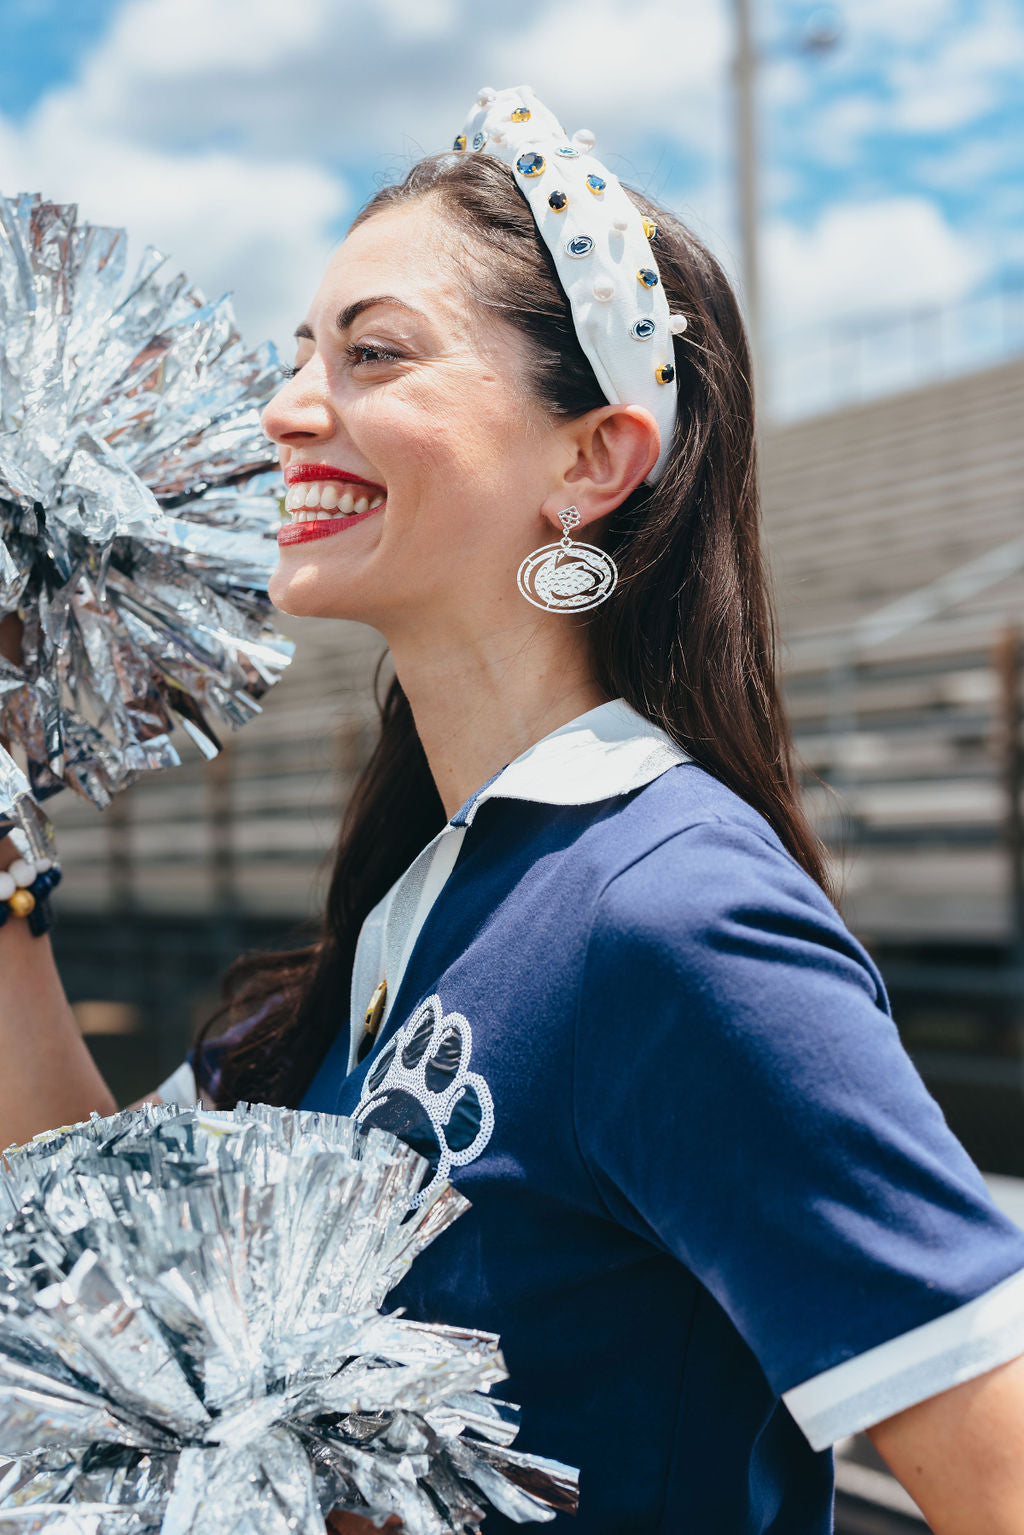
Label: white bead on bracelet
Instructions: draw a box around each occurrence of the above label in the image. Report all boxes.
[0,828,54,901]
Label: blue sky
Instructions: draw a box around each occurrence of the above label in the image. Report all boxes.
[1,0,1021,415]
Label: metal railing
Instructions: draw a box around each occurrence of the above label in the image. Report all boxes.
[770,273,1024,423]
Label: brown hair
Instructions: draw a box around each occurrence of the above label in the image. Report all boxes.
[198,151,830,1108]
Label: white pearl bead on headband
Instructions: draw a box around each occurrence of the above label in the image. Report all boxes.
[457,85,682,484]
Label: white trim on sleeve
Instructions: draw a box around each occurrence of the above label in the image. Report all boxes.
[156,1060,198,1107]
[784,1267,1024,1450]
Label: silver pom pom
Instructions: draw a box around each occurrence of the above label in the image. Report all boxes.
[0,193,293,846]
[0,1104,580,1533]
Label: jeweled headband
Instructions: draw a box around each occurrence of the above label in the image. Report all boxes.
[457,85,686,484]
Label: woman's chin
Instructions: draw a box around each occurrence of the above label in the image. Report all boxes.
[268,564,353,621]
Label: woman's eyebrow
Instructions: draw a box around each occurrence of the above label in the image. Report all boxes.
[292,296,427,342]
[337,295,427,331]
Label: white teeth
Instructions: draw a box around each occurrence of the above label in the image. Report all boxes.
[285,479,386,518]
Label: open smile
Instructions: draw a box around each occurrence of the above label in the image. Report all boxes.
[278,463,386,547]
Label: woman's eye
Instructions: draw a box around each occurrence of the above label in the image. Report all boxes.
[346,342,402,367]
[282,364,302,380]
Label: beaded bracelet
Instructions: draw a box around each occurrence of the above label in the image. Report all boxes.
[0,829,62,938]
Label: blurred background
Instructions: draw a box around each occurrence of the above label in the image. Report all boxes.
[3,2,1023,1526]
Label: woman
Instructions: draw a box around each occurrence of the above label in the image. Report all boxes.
[4,86,1024,1533]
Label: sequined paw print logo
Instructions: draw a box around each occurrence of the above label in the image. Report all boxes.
[354,996,495,1206]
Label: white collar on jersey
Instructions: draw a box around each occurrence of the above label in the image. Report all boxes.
[349,699,686,1069]
[451,697,690,825]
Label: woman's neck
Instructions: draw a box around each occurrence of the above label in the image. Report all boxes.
[387,622,609,820]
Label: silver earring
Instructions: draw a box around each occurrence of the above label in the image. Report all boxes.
[516,506,618,613]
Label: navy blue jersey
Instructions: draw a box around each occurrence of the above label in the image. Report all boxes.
[171,701,1024,1533]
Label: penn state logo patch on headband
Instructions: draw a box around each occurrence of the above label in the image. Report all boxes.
[355,994,495,1207]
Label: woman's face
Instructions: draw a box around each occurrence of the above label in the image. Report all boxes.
[262,199,570,638]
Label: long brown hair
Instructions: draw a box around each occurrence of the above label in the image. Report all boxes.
[198,151,830,1109]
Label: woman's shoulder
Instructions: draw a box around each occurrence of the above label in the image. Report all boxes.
[611,760,828,900]
[589,761,883,1003]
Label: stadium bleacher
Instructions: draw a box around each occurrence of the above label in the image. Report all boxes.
[763,353,1024,947]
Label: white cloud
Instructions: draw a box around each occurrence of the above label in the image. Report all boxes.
[842,0,957,46]
[486,0,727,137]
[807,94,887,168]
[766,196,988,332]
[915,136,1018,192]
[31,0,729,175]
[776,0,1024,169]
[883,0,1024,134]
[0,0,735,354]
[0,102,347,356]
[87,0,328,80]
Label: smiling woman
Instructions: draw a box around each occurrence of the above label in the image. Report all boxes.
[5,84,1024,1535]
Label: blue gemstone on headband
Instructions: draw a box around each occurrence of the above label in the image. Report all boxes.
[471,130,488,151]
[556,145,580,158]
[548,190,569,212]
[566,234,595,258]
[638,267,660,288]
[631,317,657,340]
[453,134,467,151]
[656,362,676,384]
[517,152,545,177]
[586,173,606,195]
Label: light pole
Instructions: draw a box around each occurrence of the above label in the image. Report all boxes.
[730,2,842,412]
[733,0,762,398]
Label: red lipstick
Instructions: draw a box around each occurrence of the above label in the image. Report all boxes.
[284,463,385,494]
[277,502,383,546]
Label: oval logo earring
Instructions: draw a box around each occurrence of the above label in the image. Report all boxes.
[516,506,618,613]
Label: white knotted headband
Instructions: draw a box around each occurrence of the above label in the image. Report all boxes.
[457,85,686,484]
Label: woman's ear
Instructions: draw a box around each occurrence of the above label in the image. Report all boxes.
[540,404,660,532]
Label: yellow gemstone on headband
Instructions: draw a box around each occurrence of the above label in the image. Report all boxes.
[643,217,658,241]
[510,106,531,122]
[656,362,676,385]
[453,134,467,151]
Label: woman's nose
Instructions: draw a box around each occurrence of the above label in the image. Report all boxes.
[261,357,336,448]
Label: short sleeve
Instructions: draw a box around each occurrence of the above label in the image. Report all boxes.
[573,816,1024,1448]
